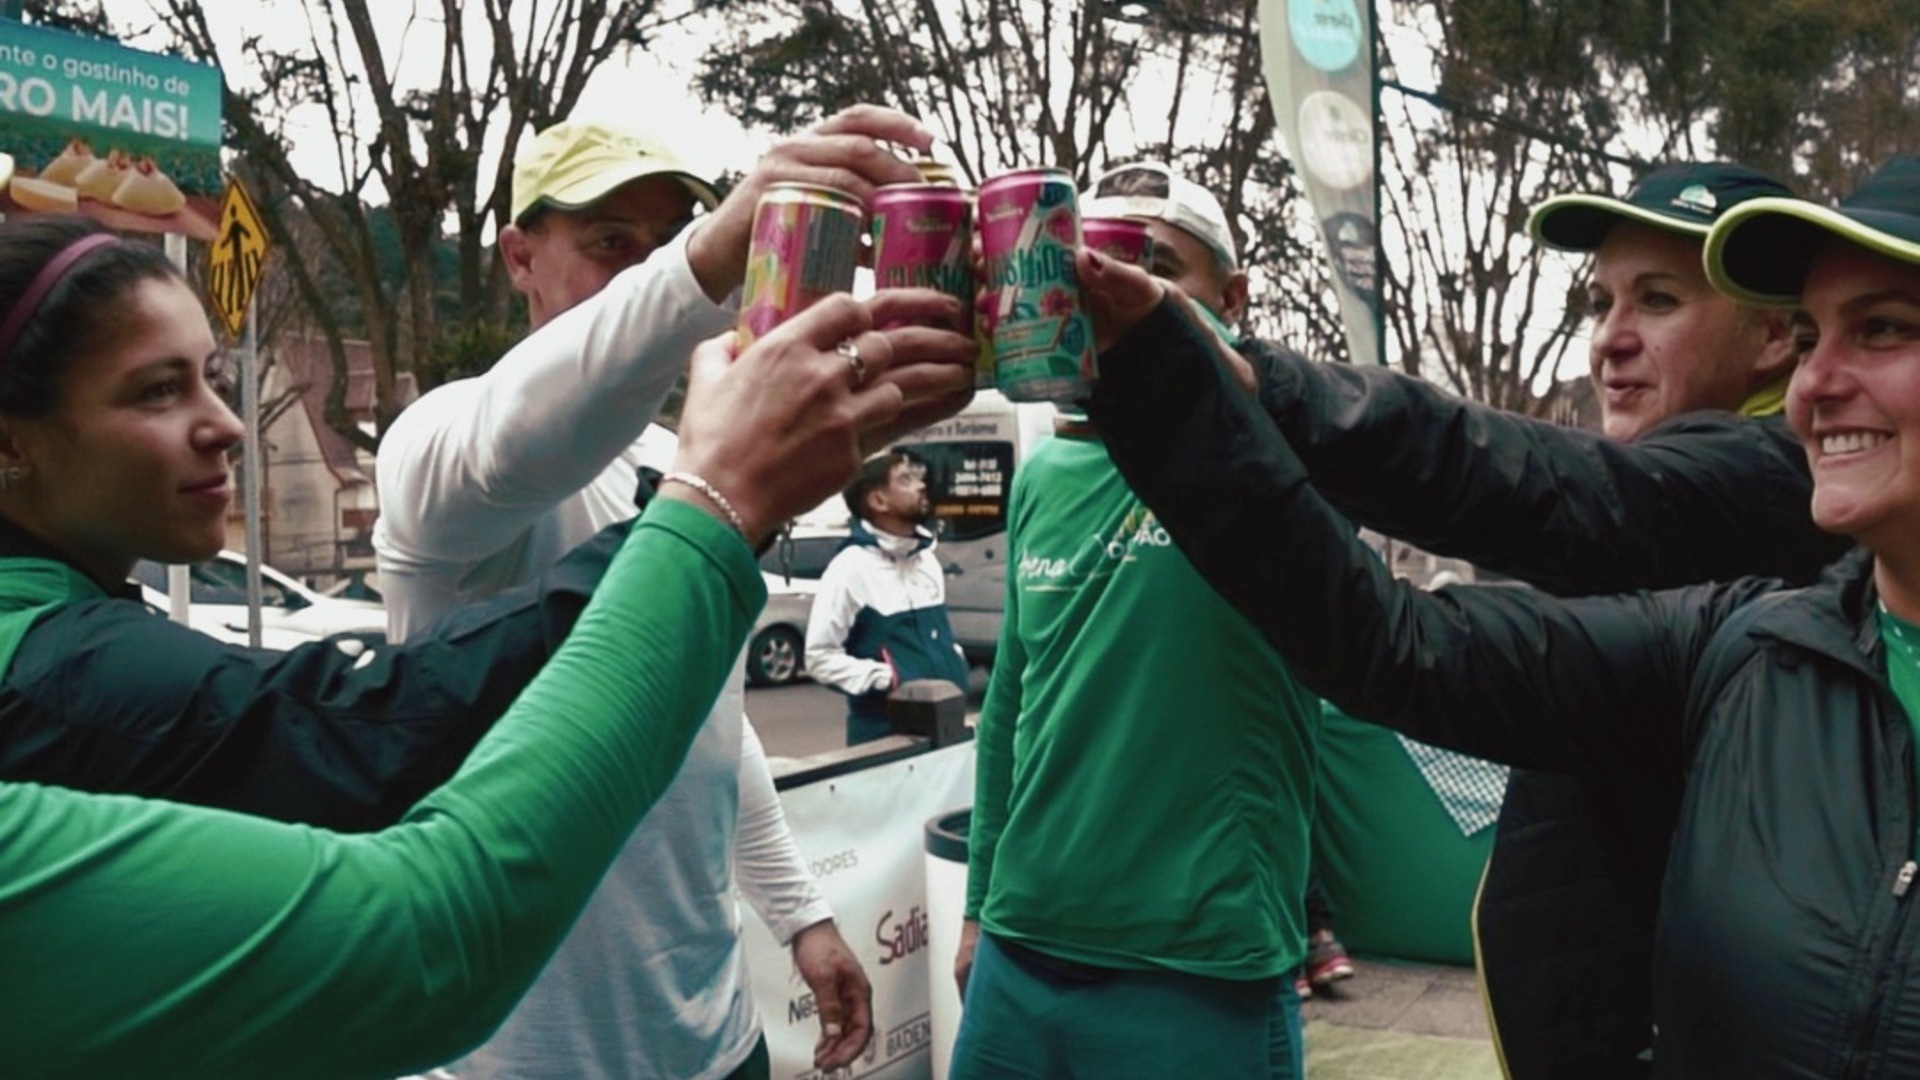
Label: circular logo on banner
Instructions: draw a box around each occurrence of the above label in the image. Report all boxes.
[1297,90,1374,191]
[1322,212,1379,307]
[1289,0,1364,73]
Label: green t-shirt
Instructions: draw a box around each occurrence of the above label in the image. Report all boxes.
[1879,604,1920,853]
[967,431,1322,980]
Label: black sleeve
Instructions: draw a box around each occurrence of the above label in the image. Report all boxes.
[0,517,633,832]
[1083,297,1768,777]
[1245,335,1850,594]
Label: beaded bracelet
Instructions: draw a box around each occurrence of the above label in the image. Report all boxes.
[661,470,747,537]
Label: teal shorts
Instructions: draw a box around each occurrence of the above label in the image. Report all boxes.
[949,933,1303,1080]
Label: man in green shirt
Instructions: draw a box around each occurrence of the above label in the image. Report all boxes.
[950,162,1321,1080]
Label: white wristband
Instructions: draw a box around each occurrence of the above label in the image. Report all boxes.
[662,470,747,537]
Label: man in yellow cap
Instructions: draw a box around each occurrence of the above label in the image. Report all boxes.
[375,105,953,1080]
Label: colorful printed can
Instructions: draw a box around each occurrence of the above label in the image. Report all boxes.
[977,167,1095,402]
[1082,216,1156,269]
[737,182,865,349]
[871,182,975,328]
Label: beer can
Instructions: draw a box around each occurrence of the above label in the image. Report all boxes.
[977,167,1095,402]
[870,183,982,383]
[737,182,865,349]
[1082,216,1156,269]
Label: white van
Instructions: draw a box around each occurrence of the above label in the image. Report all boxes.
[890,390,1059,661]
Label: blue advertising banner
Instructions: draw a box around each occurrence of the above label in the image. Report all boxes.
[1259,0,1382,365]
[0,20,222,239]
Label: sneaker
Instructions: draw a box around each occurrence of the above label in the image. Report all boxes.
[1294,972,1313,1000]
[1305,938,1356,989]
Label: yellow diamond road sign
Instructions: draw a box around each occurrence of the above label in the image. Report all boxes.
[208,178,270,339]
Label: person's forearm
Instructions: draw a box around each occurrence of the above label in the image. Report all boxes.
[0,499,764,1079]
[0,518,636,833]
[734,718,834,942]
[1085,299,1698,773]
[375,232,730,562]
[1246,337,1840,593]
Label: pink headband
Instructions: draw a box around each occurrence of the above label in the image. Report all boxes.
[0,233,119,362]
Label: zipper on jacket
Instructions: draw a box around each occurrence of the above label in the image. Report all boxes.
[1840,864,1920,1077]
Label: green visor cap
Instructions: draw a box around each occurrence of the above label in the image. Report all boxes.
[1529,162,1793,253]
[1705,155,1920,307]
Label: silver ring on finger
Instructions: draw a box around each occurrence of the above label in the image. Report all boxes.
[836,339,868,388]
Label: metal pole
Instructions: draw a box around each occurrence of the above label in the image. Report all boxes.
[242,295,262,647]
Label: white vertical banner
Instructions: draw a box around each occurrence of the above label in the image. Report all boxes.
[1260,0,1383,365]
[744,744,977,1080]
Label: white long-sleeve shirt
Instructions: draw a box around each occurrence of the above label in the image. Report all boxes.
[375,229,834,1080]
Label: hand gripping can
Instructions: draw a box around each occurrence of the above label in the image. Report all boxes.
[977,167,1096,402]
[737,182,865,349]
[870,182,979,375]
[1082,216,1156,269]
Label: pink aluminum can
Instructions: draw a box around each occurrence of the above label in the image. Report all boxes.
[870,182,987,387]
[977,167,1096,402]
[1082,216,1156,269]
[737,182,865,349]
[870,182,974,334]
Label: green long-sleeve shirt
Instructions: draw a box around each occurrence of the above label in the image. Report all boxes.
[0,498,763,1080]
[966,431,1322,980]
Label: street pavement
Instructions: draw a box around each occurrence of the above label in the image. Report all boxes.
[1302,960,1502,1079]
[748,676,1504,1080]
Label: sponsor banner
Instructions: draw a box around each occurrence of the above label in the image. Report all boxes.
[0,20,222,239]
[745,744,977,1080]
[1259,0,1382,364]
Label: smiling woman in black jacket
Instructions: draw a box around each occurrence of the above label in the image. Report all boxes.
[1079,154,1920,1079]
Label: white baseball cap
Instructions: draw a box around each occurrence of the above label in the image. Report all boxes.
[1083,160,1238,270]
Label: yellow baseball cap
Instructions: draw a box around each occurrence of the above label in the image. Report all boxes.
[510,120,721,224]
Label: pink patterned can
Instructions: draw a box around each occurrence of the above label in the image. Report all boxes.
[870,182,987,387]
[977,167,1096,402]
[737,182,865,349]
[1082,216,1156,269]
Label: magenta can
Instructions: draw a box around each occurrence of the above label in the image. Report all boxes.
[1082,216,1156,269]
[870,182,988,388]
[977,167,1096,402]
[870,183,974,330]
[737,182,865,349]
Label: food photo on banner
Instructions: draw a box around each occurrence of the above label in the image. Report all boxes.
[742,744,977,1080]
[0,19,222,240]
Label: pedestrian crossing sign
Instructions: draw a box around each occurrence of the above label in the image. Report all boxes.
[208,178,270,339]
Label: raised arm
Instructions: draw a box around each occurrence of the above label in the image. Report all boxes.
[1081,294,1768,776]
[0,515,635,832]
[374,230,730,575]
[1237,332,1846,594]
[0,499,760,1080]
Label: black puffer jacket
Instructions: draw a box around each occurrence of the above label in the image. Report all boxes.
[1235,317,1849,1078]
[1087,301,1913,1079]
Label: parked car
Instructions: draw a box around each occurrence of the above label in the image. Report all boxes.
[746,572,816,688]
[132,551,388,649]
[746,523,850,688]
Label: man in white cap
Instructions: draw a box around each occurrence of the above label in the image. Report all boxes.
[949,161,1321,1080]
[376,106,961,1080]
[1078,161,1358,1002]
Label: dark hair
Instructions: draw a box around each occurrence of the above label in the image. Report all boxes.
[0,215,183,419]
[843,450,914,522]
